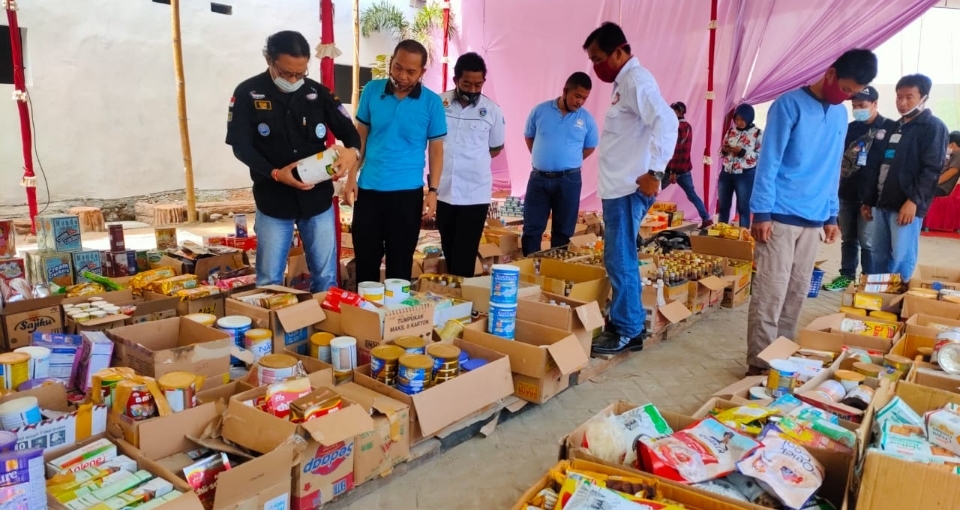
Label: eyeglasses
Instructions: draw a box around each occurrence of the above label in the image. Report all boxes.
[273,65,309,81]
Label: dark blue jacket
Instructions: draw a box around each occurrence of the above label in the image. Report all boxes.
[862,109,948,217]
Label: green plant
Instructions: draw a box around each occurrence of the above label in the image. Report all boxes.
[359,0,456,78]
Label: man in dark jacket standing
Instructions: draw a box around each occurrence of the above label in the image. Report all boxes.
[862,74,948,281]
[824,86,896,291]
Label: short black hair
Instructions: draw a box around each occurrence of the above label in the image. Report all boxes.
[582,22,631,56]
[896,74,933,97]
[393,39,428,67]
[949,131,960,146]
[454,52,486,79]
[565,72,592,91]
[830,49,878,86]
[265,31,312,61]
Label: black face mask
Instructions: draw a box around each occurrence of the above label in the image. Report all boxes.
[457,88,481,104]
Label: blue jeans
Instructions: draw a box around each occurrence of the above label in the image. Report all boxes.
[867,207,922,281]
[838,200,874,278]
[522,170,582,256]
[717,168,755,228]
[667,172,710,221]
[602,191,656,338]
[254,207,337,293]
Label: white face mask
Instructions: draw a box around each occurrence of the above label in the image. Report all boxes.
[902,95,928,118]
[274,76,304,93]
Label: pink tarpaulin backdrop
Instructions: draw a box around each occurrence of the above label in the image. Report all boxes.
[435,0,937,216]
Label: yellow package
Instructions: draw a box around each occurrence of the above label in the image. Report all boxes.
[146,274,199,296]
[175,285,220,301]
[840,318,897,339]
[65,283,105,298]
[128,267,177,295]
[712,405,779,436]
[853,292,884,311]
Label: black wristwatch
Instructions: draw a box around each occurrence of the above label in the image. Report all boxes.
[428,187,439,194]
[647,170,665,181]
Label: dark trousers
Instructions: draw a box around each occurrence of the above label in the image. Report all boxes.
[436,201,488,277]
[717,168,756,228]
[352,187,423,283]
[521,170,582,256]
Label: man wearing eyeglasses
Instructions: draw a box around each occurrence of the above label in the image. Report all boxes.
[227,30,360,293]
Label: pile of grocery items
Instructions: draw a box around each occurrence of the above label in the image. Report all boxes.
[869,394,960,468]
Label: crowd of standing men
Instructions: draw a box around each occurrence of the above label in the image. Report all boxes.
[225,27,956,366]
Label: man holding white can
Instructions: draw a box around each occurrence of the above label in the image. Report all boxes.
[227,30,360,292]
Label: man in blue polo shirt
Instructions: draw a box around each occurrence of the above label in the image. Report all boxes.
[521,72,599,256]
[345,40,447,283]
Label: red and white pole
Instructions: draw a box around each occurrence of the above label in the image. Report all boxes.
[703,0,718,214]
[5,0,38,233]
[441,0,451,91]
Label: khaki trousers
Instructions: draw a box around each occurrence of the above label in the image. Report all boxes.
[746,222,821,368]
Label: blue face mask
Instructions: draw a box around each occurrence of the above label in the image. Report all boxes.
[852,108,871,122]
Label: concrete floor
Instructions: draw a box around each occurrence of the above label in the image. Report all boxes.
[329,233,959,510]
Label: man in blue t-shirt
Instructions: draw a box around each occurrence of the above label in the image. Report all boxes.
[746,49,878,376]
[521,72,599,256]
[345,40,447,283]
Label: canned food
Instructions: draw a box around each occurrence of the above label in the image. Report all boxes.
[217,315,253,366]
[0,353,31,391]
[932,329,960,371]
[117,381,157,421]
[812,379,846,403]
[427,343,461,382]
[938,342,960,375]
[766,359,799,398]
[257,354,299,386]
[371,345,404,385]
[394,336,426,355]
[259,293,299,310]
[852,362,883,378]
[833,370,865,393]
[183,313,217,327]
[882,354,913,381]
[398,354,434,395]
[310,332,335,363]
[158,372,202,413]
[244,328,273,364]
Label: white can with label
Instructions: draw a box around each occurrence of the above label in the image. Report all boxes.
[14,346,51,379]
[384,278,411,305]
[295,149,339,185]
[330,336,358,372]
[358,281,385,305]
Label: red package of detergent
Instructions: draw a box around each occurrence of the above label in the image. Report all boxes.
[636,417,761,483]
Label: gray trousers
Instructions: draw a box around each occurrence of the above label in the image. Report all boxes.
[746,222,821,368]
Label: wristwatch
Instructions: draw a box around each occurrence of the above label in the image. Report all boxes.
[428,187,439,194]
[647,170,665,181]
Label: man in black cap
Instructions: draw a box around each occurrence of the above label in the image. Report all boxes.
[664,101,712,228]
[823,86,895,291]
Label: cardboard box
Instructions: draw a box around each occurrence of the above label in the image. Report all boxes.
[856,381,960,510]
[0,256,26,284]
[517,292,605,356]
[710,375,768,401]
[64,290,179,333]
[337,295,434,363]
[908,363,960,394]
[336,382,411,485]
[511,258,610,305]
[26,250,74,287]
[71,250,103,283]
[460,275,541,314]
[0,294,64,350]
[476,243,504,275]
[285,246,311,291]
[145,289,228,319]
[483,225,522,263]
[4,382,108,452]
[686,275,729,313]
[159,251,250,283]
[902,294,960,320]
[841,287,904,315]
[463,319,588,404]
[902,313,960,340]
[107,317,234,379]
[44,434,206,510]
[352,338,514,444]
[910,264,960,290]
[223,370,374,510]
[690,235,754,292]
[226,285,326,355]
[804,312,903,354]
[641,285,693,335]
[36,213,82,253]
[722,281,751,308]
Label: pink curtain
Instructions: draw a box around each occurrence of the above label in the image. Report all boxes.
[448,0,938,215]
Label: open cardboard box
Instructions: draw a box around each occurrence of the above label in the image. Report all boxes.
[106,317,234,380]
[130,402,295,510]
[223,369,374,510]
[226,285,325,356]
[906,360,960,394]
[903,313,960,340]
[63,289,179,333]
[463,319,588,404]
[0,294,64,350]
[516,292,605,357]
[557,400,853,510]
[641,285,693,335]
[510,257,610,305]
[804,312,903,354]
[352,338,514,445]
[909,264,960,291]
[4,382,109,452]
[687,275,729,313]
[44,433,206,510]
[157,250,250,283]
[692,396,863,443]
[330,293,435,364]
[690,235,754,292]
[460,275,541,314]
[901,293,960,320]
[841,287,904,315]
[335,382,411,486]
[856,381,960,510]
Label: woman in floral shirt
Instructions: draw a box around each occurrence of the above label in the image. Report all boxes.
[718,104,763,227]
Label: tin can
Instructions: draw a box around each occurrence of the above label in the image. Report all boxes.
[398,354,434,395]
[154,227,178,251]
[436,320,464,341]
[0,353,31,391]
[158,372,201,413]
[766,359,799,398]
[244,328,273,364]
[852,361,883,378]
[882,354,913,381]
[98,374,126,408]
[833,369,865,393]
[257,354,299,386]
[258,293,299,310]
[394,336,426,355]
[0,396,42,430]
[217,315,253,366]
[13,346,51,379]
[357,281,385,305]
[183,313,217,327]
[937,342,960,375]
[384,278,411,305]
[426,343,461,383]
[490,264,521,305]
[310,332,334,363]
[108,224,126,252]
[487,303,517,340]
[932,329,960,372]
[812,379,847,403]
[118,381,157,421]
[234,214,248,238]
[330,337,358,372]
[371,345,404,385]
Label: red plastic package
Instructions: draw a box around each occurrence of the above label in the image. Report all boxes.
[636,417,761,483]
[183,452,232,509]
[321,287,365,313]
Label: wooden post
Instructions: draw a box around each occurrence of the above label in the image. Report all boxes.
[351,0,361,113]
[171,0,197,222]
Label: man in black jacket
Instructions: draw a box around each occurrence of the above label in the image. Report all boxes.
[862,74,948,281]
[824,87,896,291]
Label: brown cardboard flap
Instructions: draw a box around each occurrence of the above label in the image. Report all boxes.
[659,301,692,324]
[711,375,768,398]
[300,402,374,445]
[477,244,502,258]
[194,252,249,282]
[568,233,598,249]
[758,336,801,364]
[275,298,326,332]
[2,381,70,412]
[574,301,605,331]
[699,276,730,291]
[336,382,407,440]
[222,398,298,455]
[546,336,589,375]
[690,235,754,261]
[137,402,220,460]
[1,294,64,315]
[212,441,295,510]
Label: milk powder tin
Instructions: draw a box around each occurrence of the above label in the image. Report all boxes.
[489,264,521,305]
[0,353,31,391]
[767,359,799,398]
[158,372,202,413]
[244,328,273,364]
[310,332,334,363]
[257,354,299,386]
[487,303,517,340]
[13,346,50,379]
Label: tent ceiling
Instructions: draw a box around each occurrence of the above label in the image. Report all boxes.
[939,0,960,8]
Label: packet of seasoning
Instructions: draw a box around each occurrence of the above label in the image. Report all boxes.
[183,452,231,509]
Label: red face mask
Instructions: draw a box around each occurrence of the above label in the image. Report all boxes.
[592,44,627,83]
[822,74,850,105]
